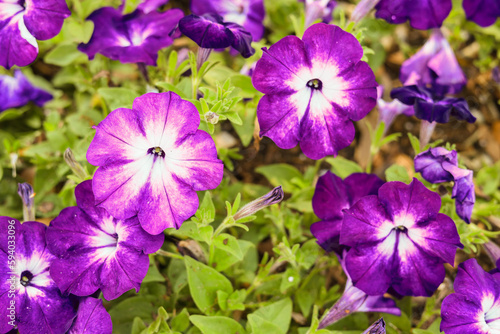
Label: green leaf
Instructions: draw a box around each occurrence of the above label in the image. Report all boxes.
[408,133,421,155]
[143,255,165,283]
[44,44,87,66]
[230,74,257,98]
[385,164,411,183]
[325,157,363,178]
[184,256,233,314]
[190,315,246,334]
[97,87,138,111]
[247,298,292,334]
[171,309,190,333]
[256,164,303,191]
[212,240,254,272]
[213,234,243,261]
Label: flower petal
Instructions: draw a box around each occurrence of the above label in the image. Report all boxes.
[68,297,112,334]
[23,0,70,40]
[0,15,38,69]
[312,171,349,221]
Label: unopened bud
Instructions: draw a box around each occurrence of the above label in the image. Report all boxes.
[64,148,87,180]
[204,111,219,125]
[18,183,35,222]
[233,186,284,221]
[10,153,18,178]
[351,0,381,23]
[484,241,500,267]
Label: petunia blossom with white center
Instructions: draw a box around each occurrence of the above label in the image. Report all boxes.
[252,23,377,160]
[0,0,70,68]
[0,218,76,334]
[46,180,165,301]
[340,178,462,297]
[86,92,224,235]
[441,258,500,333]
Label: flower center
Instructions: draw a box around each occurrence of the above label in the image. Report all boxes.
[148,146,165,158]
[395,225,408,233]
[306,78,322,90]
[20,270,33,287]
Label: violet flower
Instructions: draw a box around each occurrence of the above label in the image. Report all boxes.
[68,297,112,334]
[376,86,414,133]
[233,186,284,220]
[299,0,337,28]
[0,217,77,334]
[179,14,254,68]
[341,178,462,297]
[0,70,52,112]
[318,253,400,329]
[493,67,500,84]
[86,92,224,235]
[374,0,451,30]
[252,23,377,160]
[463,0,500,27]
[46,180,164,300]
[311,172,384,255]
[190,0,266,41]
[363,318,386,334]
[414,147,476,223]
[441,258,500,333]
[400,29,466,95]
[78,6,183,66]
[0,0,70,69]
[484,241,500,269]
[391,85,475,148]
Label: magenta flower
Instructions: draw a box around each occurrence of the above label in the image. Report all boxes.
[68,297,112,334]
[341,178,462,297]
[311,172,384,255]
[0,0,70,69]
[190,0,266,41]
[87,92,224,235]
[78,6,183,65]
[318,252,400,329]
[441,258,500,333]
[252,23,377,160]
[374,0,451,30]
[401,29,466,95]
[0,217,77,334]
[46,180,164,300]
[463,0,500,27]
[0,70,52,112]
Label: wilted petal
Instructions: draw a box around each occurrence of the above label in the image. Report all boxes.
[362,318,386,334]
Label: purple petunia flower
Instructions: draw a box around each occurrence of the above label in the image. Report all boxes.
[493,67,500,84]
[414,147,458,183]
[179,14,255,58]
[46,180,164,300]
[391,85,475,148]
[374,0,451,30]
[340,178,462,297]
[68,297,112,334]
[0,0,70,69]
[299,0,337,28]
[78,6,183,66]
[0,70,52,112]
[252,23,377,160]
[363,318,386,334]
[311,172,384,255]
[414,147,476,223]
[463,0,500,27]
[86,92,224,235]
[441,258,500,333]
[190,0,265,41]
[318,252,400,329]
[400,29,466,95]
[0,217,77,334]
[391,85,475,125]
[376,86,414,132]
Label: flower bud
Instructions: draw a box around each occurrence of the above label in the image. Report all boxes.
[362,318,386,334]
[17,183,35,222]
[233,186,284,220]
[204,111,220,125]
[64,148,87,180]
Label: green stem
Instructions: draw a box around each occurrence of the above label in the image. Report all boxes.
[155,249,184,260]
